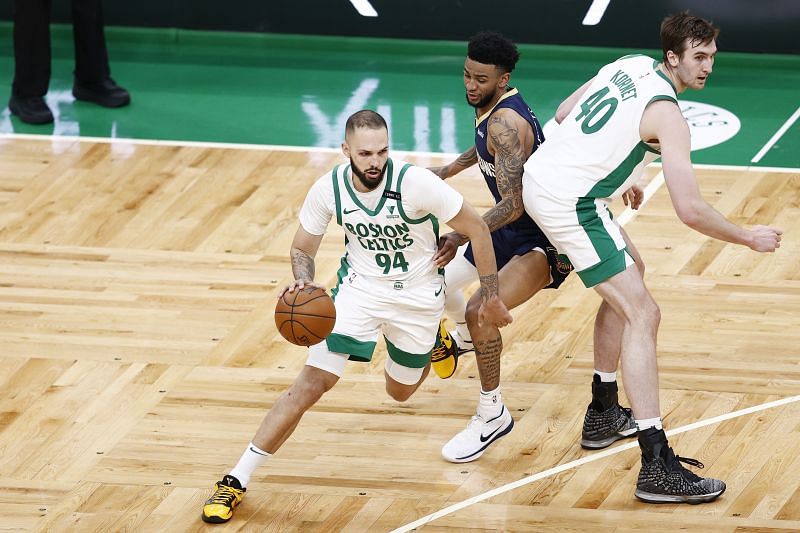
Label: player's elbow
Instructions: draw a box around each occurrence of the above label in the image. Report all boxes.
[510,202,526,222]
[555,103,571,124]
[464,218,491,242]
[675,204,703,229]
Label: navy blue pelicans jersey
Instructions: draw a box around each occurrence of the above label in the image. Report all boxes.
[474,87,546,236]
[465,87,572,288]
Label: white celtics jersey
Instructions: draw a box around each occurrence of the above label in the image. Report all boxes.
[299,158,463,282]
[525,54,677,200]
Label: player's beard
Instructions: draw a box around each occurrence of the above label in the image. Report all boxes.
[350,158,388,191]
[466,91,494,110]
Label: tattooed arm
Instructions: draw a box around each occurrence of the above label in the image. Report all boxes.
[447,201,513,328]
[482,108,536,232]
[429,146,478,179]
[279,225,326,297]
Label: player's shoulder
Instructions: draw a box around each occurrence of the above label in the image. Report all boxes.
[391,159,437,183]
[308,166,341,195]
[601,53,655,75]
[613,53,656,65]
[392,159,457,196]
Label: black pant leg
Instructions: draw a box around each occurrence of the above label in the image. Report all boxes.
[72,0,110,83]
[12,0,52,97]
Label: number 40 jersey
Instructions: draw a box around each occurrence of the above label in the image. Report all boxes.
[299,158,463,282]
[524,54,678,202]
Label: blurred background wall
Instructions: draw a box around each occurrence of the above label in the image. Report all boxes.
[1,0,798,54]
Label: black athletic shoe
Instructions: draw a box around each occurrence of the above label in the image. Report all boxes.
[8,94,54,124]
[581,375,637,449]
[73,77,131,108]
[635,429,726,504]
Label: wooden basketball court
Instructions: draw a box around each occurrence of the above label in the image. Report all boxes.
[1,137,798,531]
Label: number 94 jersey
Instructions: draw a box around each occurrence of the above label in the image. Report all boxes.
[299,158,463,281]
[524,54,677,201]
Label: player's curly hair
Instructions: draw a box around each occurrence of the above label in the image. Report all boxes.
[661,12,719,61]
[467,31,520,73]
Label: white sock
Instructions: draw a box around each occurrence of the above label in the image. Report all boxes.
[594,369,617,382]
[636,417,663,431]
[478,386,503,419]
[229,441,272,488]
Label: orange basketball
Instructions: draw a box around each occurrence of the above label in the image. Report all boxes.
[274,286,336,346]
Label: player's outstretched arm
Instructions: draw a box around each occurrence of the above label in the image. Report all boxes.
[447,202,513,328]
[280,225,326,298]
[429,146,478,180]
[646,100,783,252]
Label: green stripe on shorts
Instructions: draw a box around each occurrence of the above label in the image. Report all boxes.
[577,247,630,287]
[326,333,377,363]
[384,336,431,368]
[576,197,619,261]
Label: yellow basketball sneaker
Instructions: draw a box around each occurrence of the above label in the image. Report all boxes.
[431,320,458,378]
[202,475,246,523]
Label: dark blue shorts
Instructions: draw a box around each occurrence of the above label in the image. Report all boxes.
[464,225,572,290]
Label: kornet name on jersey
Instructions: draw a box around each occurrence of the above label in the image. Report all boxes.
[525,54,678,201]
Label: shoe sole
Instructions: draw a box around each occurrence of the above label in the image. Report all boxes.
[580,427,637,449]
[634,486,726,504]
[443,418,515,463]
[432,353,458,379]
[72,89,131,108]
[201,513,231,523]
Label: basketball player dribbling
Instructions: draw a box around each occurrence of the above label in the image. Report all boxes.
[201,109,512,523]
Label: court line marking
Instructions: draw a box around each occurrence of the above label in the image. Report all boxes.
[1,133,798,173]
[751,105,800,163]
[615,171,663,226]
[390,394,800,533]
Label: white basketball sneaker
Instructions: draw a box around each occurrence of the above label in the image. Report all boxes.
[451,329,474,355]
[441,405,514,463]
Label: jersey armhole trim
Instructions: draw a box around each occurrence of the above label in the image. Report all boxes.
[332,164,342,226]
[395,164,432,224]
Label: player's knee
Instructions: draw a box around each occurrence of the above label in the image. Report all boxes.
[291,368,338,404]
[636,297,660,332]
[464,297,481,329]
[386,383,415,402]
[384,358,424,401]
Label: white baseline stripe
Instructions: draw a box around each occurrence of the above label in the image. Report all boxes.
[391,394,800,533]
[751,105,800,163]
[0,132,459,160]
[2,133,798,172]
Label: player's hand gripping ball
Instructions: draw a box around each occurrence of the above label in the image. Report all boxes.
[274,286,336,346]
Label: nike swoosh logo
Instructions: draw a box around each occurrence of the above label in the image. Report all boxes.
[479,426,503,443]
[249,446,270,456]
[434,285,443,296]
[479,408,506,442]
[440,331,452,349]
[343,208,360,214]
